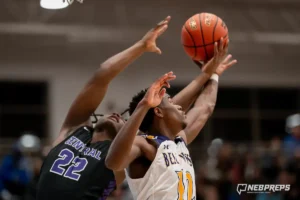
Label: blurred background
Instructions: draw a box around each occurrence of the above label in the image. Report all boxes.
[0,0,299,199]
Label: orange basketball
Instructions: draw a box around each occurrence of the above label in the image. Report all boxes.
[181,13,228,62]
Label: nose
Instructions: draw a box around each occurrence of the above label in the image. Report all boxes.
[112,113,121,118]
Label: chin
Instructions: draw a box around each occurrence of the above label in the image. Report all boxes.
[181,119,188,130]
[95,119,122,136]
[182,121,187,130]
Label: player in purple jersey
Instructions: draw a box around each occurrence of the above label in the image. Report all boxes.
[37,16,172,200]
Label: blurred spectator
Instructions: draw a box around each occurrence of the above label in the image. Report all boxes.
[282,148,300,200]
[1,118,300,200]
[0,143,32,200]
[283,114,300,158]
[23,154,43,200]
[0,134,41,200]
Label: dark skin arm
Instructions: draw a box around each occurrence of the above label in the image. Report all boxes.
[172,72,210,112]
[173,38,236,112]
[178,40,237,144]
[105,72,176,171]
[113,170,126,189]
[180,79,218,144]
[53,16,172,147]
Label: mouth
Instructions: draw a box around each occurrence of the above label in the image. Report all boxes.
[108,115,120,123]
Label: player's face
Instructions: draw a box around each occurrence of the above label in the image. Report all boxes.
[159,95,187,133]
[95,113,125,138]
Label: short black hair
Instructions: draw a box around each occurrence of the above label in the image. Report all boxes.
[129,89,154,133]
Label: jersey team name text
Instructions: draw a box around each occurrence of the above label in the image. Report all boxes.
[65,136,102,160]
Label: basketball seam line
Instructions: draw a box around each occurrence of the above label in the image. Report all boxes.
[182,34,228,48]
[199,14,208,61]
[184,25,197,59]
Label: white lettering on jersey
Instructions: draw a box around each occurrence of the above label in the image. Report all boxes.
[126,139,196,200]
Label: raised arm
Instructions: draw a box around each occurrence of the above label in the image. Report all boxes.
[179,41,237,145]
[54,16,172,146]
[105,72,176,171]
[172,63,213,112]
[172,38,233,112]
[182,78,218,144]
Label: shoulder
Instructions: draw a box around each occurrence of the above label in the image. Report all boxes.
[68,125,94,135]
[176,130,188,145]
[133,136,153,151]
[53,125,94,148]
[138,134,173,147]
[134,135,157,161]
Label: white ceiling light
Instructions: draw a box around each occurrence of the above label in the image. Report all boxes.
[40,0,69,10]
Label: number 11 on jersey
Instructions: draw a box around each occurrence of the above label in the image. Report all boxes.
[176,170,193,200]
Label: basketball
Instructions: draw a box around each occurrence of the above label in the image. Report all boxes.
[181,13,228,62]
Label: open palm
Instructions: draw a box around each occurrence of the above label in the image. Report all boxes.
[143,71,176,108]
[141,16,171,54]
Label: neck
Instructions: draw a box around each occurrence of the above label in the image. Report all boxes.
[149,120,177,140]
[91,130,112,143]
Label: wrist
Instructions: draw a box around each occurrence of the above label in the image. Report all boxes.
[210,73,219,82]
[137,99,152,110]
[136,40,147,51]
[202,62,219,76]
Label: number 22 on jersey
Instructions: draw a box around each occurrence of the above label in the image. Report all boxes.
[176,170,194,200]
[50,148,88,181]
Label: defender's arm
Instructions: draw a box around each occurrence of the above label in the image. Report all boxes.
[54,16,171,146]
[105,72,175,171]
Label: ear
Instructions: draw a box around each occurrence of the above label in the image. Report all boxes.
[154,107,164,118]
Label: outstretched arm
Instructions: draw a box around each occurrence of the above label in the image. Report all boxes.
[54,16,172,146]
[182,78,218,144]
[105,72,176,171]
[172,71,210,112]
[179,41,237,145]
[173,38,235,112]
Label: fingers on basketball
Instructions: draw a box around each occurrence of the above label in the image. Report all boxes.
[214,42,219,56]
[224,39,229,51]
[218,37,224,51]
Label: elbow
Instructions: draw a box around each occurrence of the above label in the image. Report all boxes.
[206,103,216,116]
[93,64,112,83]
[99,62,111,72]
[105,156,117,170]
[105,156,122,171]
